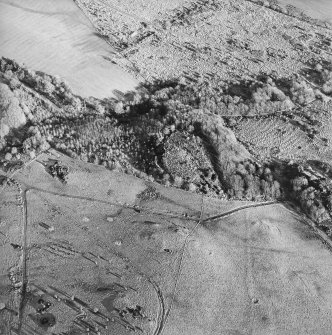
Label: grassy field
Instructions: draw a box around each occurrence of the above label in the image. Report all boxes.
[0,0,138,98]
[277,0,332,23]
[1,149,332,334]
[77,0,332,83]
[1,0,332,334]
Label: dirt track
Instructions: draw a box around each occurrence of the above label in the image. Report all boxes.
[0,0,138,98]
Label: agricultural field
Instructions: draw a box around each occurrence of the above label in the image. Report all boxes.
[0,0,138,98]
[1,1,332,334]
[77,0,332,84]
[1,149,332,335]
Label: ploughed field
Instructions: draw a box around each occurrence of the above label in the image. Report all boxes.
[0,0,138,98]
[1,150,332,335]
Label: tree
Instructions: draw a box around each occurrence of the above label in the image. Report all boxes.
[229,174,244,198]
[292,176,308,192]
[244,174,255,199]
[325,194,332,211]
[0,83,26,132]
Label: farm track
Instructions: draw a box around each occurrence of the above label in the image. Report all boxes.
[203,200,278,223]
[149,276,166,335]
[21,184,198,221]
[206,199,332,256]
[17,189,29,334]
[159,195,204,335]
[0,151,201,223]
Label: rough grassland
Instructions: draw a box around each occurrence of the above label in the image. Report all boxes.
[1,149,332,334]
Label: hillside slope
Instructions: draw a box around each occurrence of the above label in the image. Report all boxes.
[1,149,332,334]
[0,0,138,98]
